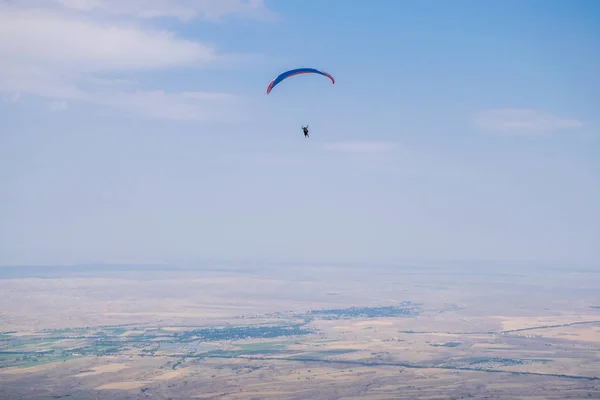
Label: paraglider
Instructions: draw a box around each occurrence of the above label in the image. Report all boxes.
[266,67,335,138]
[266,68,335,95]
[302,125,309,138]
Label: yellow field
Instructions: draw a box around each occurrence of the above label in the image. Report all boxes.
[95,381,151,390]
[152,367,191,381]
[520,325,600,342]
[73,363,130,377]
[491,315,600,331]
[0,362,63,375]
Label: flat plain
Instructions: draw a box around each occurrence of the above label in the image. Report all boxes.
[1,263,599,399]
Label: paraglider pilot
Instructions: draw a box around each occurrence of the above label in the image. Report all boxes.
[302,125,309,138]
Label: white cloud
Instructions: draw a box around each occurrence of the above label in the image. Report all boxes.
[322,141,397,154]
[473,108,584,134]
[49,100,69,111]
[0,64,84,100]
[0,1,267,121]
[20,0,277,21]
[0,9,216,72]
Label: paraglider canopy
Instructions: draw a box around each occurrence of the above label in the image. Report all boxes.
[266,68,335,94]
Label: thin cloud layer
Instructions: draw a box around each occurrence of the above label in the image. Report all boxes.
[473,108,584,134]
[17,0,276,21]
[93,90,241,121]
[322,141,397,153]
[0,1,269,120]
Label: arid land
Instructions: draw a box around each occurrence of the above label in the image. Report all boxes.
[1,263,599,399]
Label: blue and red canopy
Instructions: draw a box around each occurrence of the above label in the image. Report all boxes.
[266,68,335,94]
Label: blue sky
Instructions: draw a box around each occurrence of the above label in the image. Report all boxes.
[1,0,599,267]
